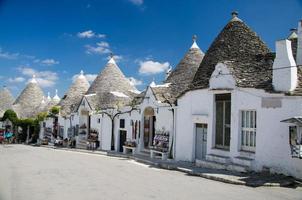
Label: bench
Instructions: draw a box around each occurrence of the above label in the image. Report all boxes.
[123,146,136,155]
[150,149,168,160]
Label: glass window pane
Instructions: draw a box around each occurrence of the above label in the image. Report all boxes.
[254,111,257,128]
[254,132,256,147]
[250,111,252,128]
[225,101,231,125]
[215,101,224,146]
[242,111,245,128]
[225,127,231,147]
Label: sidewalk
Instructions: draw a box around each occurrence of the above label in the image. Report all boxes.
[40,145,299,187]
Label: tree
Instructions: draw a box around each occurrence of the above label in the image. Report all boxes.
[37,112,48,122]
[2,109,18,124]
[47,106,60,138]
[160,93,175,159]
[48,106,60,117]
[97,102,138,151]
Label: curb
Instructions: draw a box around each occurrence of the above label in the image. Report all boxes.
[39,145,296,187]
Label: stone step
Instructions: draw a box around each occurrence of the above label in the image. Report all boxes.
[226,163,248,173]
[232,156,254,167]
[206,154,231,164]
[196,159,249,173]
[196,159,227,170]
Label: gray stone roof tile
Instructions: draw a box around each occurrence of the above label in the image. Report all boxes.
[190,14,272,91]
[0,87,14,117]
[86,58,136,110]
[60,71,90,116]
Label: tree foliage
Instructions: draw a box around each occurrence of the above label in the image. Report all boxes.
[48,106,60,118]
[2,109,18,124]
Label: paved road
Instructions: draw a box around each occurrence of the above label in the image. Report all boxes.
[0,145,301,200]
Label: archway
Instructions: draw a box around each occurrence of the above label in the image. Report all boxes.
[143,107,156,149]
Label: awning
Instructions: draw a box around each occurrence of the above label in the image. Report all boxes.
[281,116,302,126]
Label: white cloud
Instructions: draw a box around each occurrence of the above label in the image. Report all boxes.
[17,67,58,88]
[34,58,59,66]
[8,77,25,83]
[77,30,106,39]
[72,73,97,83]
[129,0,143,6]
[128,77,143,86]
[97,41,109,48]
[0,48,19,59]
[138,60,170,75]
[85,42,111,55]
[41,59,59,66]
[97,34,106,38]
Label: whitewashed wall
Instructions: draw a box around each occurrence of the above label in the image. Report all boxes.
[175,87,302,179]
[92,86,174,153]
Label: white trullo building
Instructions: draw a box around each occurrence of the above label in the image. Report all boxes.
[0,86,14,117]
[13,75,44,118]
[116,37,204,155]
[39,70,90,141]
[77,57,137,150]
[175,12,302,179]
[57,70,90,139]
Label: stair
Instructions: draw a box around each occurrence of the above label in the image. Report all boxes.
[197,154,252,173]
[232,156,254,167]
[196,159,249,173]
[206,154,231,164]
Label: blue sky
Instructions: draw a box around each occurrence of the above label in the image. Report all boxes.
[0,0,301,97]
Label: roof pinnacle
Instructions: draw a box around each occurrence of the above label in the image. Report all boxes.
[191,34,200,49]
[108,53,116,65]
[78,70,85,79]
[193,35,197,42]
[30,74,37,84]
[53,89,60,102]
[230,11,242,22]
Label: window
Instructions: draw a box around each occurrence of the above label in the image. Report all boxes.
[98,118,101,124]
[215,93,231,149]
[120,119,125,129]
[241,110,256,152]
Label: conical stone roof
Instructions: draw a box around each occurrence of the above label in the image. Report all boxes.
[0,86,14,117]
[190,12,273,91]
[165,36,204,99]
[60,70,90,116]
[13,75,44,118]
[86,57,136,109]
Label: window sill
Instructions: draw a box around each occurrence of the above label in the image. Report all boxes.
[240,149,255,153]
[213,146,230,151]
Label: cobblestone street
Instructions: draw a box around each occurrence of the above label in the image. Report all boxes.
[0,145,301,200]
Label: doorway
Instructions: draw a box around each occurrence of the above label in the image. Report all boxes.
[195,123,207,160]
[119,130,127,152]
[215,93,231,149]
[143,107,156,149]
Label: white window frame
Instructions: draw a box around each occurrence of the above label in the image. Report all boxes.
[240,110,256,152]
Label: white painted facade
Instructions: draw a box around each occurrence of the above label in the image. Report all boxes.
[115,86,174,154]
[175,37,302,178]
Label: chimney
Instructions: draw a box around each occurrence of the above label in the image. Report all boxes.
[297,20,302,66]
[273,39,297,92]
